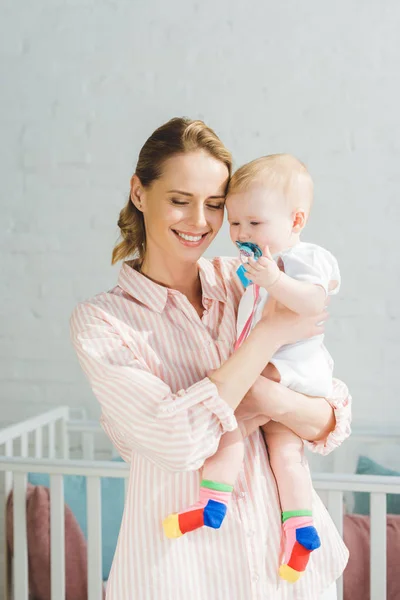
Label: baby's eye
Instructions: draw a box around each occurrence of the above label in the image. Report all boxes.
[250,222,261,226]
[230,222,239,226]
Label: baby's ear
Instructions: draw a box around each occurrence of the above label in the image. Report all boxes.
[292,210,306,232]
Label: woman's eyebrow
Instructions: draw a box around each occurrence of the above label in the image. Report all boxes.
[167,189,193,196]
[167,190,226,200]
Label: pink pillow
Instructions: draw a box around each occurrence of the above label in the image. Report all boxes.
[343,513,400,600]
[6,484,105,600]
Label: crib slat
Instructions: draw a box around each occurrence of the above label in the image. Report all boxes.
[87,476,103,600]
[60,419,69,460]
[20,432,28,457]
[48,421,56,458]
[35,426,43,458]
[13,472,29,600]
[370,492,387,600]
[327,490,343,536]
[4,439,13,600]
[83,432,95,460]
[50,474,65,600]
[327,490,344,600]
[4,439,13,497]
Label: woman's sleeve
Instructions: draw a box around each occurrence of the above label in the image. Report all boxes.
[304,377,352,456]
[70,302,238,472]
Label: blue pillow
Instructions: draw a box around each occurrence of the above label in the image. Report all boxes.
[28,456,125,580]
[353,455,400,516]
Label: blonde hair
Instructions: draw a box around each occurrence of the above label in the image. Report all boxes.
[112,117,232,264]
[228,153,314,213]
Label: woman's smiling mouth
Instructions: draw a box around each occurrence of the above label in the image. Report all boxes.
[172,230,211,246]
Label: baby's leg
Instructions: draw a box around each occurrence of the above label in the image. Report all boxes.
[163,426,245,538]
[163,414,271,538]
[261,362,281,383]
[262,421,321,583]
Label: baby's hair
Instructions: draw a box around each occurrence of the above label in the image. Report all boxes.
[228,154,314,214]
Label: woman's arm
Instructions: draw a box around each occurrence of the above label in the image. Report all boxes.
[70,297,327,473]
[209,296,328,410]
[236,375,352,454]
[70,302,237,473]
[252,376,335,440]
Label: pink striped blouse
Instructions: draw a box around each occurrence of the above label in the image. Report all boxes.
[70,257,351,600]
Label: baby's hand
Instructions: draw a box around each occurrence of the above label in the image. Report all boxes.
[244,246,281,289]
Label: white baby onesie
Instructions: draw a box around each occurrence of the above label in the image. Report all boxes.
[236,242,340,397]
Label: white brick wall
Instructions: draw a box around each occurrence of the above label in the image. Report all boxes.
[1,1,399,429]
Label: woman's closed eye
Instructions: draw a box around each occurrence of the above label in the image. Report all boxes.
[207,203,224,210]
[170,198,189,206]
[170,199,224,210]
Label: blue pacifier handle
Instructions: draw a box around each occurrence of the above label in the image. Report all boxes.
[235,241,263,288]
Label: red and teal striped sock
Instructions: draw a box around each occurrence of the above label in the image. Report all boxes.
[279,510,321,583]
[162,479,233,538]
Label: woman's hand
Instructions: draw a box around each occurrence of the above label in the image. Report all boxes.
[259,295,328,347]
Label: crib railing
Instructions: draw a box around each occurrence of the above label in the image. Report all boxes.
[314,473,400,600]
[2,457,129,600]
[1,408,400,600]
[0,406,125,600]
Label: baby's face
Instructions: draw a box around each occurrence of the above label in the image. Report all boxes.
[226,184,295,255]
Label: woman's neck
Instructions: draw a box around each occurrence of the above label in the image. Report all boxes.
[139,250,202,299]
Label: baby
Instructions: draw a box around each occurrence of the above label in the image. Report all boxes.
[163,154,340,584]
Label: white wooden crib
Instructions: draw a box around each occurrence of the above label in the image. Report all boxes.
[0,407,399,600]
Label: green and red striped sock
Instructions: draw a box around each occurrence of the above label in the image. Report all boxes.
[163,479,233,538]
[279,511,321,583]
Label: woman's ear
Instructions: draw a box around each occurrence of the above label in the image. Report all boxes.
[130,174,144,212]
[292,209,306,233]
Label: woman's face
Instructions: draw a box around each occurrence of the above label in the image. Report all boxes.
[133,150,229,265]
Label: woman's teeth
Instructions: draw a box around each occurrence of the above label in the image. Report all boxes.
[177,232,204,242]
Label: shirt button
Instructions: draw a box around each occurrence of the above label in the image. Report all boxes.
[252,574,259,583]
[176,389,185,397]
[239,491,246,499]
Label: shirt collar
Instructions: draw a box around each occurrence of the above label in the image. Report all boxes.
[117,258,227,313]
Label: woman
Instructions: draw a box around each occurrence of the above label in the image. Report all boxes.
[71,117,351,600]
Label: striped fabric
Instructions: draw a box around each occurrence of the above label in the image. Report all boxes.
[70,257,351,600]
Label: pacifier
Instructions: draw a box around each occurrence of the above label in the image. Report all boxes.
[235,241,263,288]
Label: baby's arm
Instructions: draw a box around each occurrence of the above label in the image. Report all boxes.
[245,246,338,316]
[265,272,326,316]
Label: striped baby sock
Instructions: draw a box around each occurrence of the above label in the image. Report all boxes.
[279,511,321,583]
[163,479,233,538]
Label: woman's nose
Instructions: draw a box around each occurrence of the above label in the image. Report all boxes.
[188,205,208,229]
